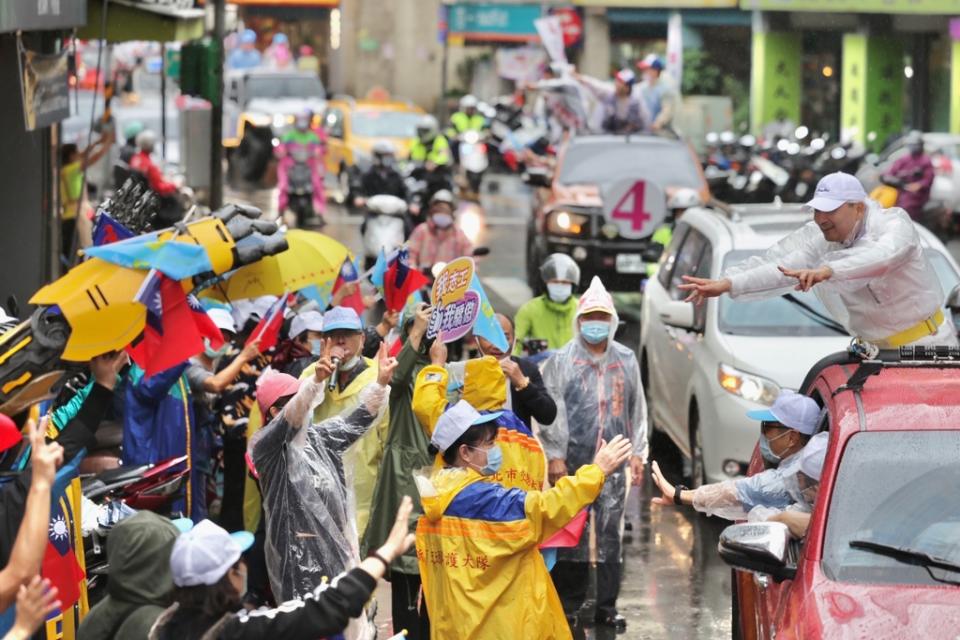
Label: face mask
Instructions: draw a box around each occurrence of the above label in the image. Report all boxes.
[841,213,865,248]
[580,321,610,345]
[759,429,791,465]
[432,213,453,229]
[341,355,362,371]
[310,338,323,357]
[547,282,573,303]
[203,338,229,360]
[469,444,503,476]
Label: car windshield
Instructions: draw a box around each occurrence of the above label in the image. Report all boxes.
[822,431,960,586]
[557,141,702,190]
[718,249,959,337]
[244,75,325,102]
[351,110,422,138]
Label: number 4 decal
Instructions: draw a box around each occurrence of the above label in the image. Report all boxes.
[611,181,652,232]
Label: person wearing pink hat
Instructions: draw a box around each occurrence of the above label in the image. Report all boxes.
[679,171,957,348]
[248,340,397,607]
[540,276,648,632]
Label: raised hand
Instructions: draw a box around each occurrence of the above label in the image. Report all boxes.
[313,338,337,383]
[90,350,129,390]
[412,304,433,337]
[677,276,731,305]
[650,460,678,506]
[377,495,417,562]
[241,339,262,361]
[29,418,63,490]
[778,265,832,292]
[593,435,632,476]
[10,577,60,639]
[429,338,447,366]
[376,342,398,386]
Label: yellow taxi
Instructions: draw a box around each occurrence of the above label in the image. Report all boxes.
[322,90,424,203]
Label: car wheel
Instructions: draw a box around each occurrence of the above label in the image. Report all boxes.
[687,405,706,489]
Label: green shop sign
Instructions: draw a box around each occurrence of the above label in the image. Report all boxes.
[741,0,960,13]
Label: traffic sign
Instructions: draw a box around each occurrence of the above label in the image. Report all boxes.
[600,179,667,239]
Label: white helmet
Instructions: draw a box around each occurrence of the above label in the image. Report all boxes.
[459,94,479,110]
[540,253,581,285]
[372,140,396,156]
[667,188,703,210]
[136,130,157,153]
[416,115,439,141]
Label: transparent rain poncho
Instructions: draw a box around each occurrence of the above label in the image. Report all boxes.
[723,201,953,345]
[690,451,802,521]
[540,276,648,562]
[249,376,389,605]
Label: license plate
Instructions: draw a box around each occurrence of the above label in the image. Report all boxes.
[616,253,645,273]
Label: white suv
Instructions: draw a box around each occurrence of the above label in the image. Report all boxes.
[640,203,960,485]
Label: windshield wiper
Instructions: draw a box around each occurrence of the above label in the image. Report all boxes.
[850,538,960,585]
[781,294,848,336]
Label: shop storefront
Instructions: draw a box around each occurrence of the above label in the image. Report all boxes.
[743,0,960,147]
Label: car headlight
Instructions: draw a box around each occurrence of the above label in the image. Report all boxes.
[717,363,780,406]
[547,210,590,236]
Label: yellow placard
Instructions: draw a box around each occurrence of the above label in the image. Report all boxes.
[431,257,475,307]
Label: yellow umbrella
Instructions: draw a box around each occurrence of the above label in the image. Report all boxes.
[211,230,352,301]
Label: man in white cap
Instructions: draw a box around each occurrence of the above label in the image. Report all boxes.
[275,309,324,378]
[650,390,820,520]
[540,276,647,632]
[679,171,957,348]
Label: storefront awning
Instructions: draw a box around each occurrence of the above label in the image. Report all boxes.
[607,8,751,26]
[79,0,205,43]
[448,2,541,44]
[740,0,960,14]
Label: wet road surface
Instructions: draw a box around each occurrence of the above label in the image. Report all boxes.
[226,172,734,639]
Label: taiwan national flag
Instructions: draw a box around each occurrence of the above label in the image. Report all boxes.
[245,295,287,352]
[42,454,86,613]
[384,248,428,312]
[332,256,365,316]
[128,271,222,376]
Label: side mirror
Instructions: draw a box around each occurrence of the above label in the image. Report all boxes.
[642,243,664,264]
[522,167,552,188]
[472,246,491,257]
[658,299,695,330]
[947,283,960,311]
[718,522,797,582]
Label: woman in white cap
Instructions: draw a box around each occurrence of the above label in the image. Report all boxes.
[149,497,417,640]
[414,399,633,640]
[679,171,957,348]
[650,390,820,520]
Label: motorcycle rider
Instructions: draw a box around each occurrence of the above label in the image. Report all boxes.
[119,120,145,164]
[513,253,580,355]
[275,109,326,226]
[883,130,934,222]
[447,94,487,162]
[407,190,473,271]
[409,115,453,205]
[357,140,407,206]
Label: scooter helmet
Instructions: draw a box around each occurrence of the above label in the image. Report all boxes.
[294,108,312,131]
[372,140,397,160]
[459,94,479,111]
[135,130,157,153]
[667,188,703,211]
[540,253,581,286]
[416,115,439,143]
[0,414,20,456]
[429,189,455,209]
[123,120,145,142]
[239,29,257,45]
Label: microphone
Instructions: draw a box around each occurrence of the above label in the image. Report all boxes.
[328,356,341,391]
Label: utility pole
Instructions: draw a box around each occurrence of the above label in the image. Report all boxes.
[210,0,225,209]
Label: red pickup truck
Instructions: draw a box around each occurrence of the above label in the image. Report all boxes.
[722,347,960,639]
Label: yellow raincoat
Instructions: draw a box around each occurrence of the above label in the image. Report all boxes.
[416,463,605,639]
[300,358,389,537]
[413,357,546,491]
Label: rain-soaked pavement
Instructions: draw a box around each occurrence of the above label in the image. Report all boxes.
[227,173,734,639]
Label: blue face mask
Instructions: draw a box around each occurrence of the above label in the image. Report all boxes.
[310,338,323,357]
[759,435,781,465]
[203,337,229,359]
[580,321,610,344]
[470,444,503,476]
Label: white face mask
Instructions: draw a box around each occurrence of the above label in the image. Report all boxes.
[341,355,362,371]
[547,282,573,303]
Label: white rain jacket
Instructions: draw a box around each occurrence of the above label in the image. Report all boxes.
[540,276,647,562]
[724,201,955,345]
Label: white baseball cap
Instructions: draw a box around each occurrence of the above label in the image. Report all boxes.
[430,400,502,453]
[746,390,820,435]
[206,308,236,335]
[290,310,324,340]
[805,172,867,213]
[800,432,829,481]
[169,519,255,587]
